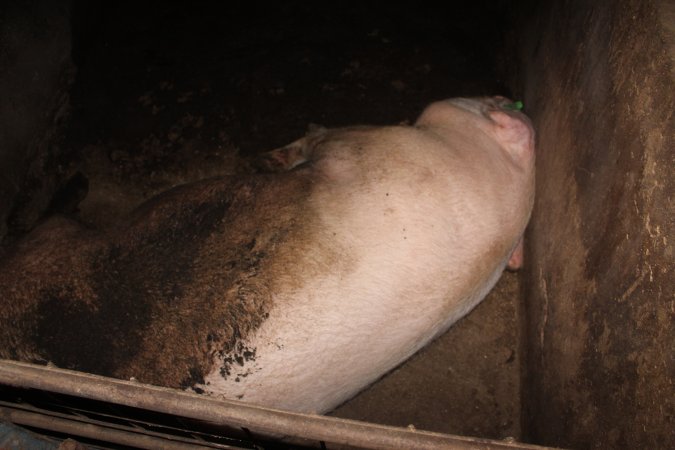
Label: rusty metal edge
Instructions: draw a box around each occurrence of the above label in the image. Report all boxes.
[1,407,234,450]
[0,360,562,450]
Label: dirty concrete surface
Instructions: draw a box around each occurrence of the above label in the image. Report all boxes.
[513,0,675,448]
[5,0,523,441]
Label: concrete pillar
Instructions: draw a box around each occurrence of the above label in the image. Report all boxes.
[513,1,674,448]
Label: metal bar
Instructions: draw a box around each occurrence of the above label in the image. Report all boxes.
[0,401,240,449]
[1,407,239,449]
[0,397,240,446]
[0,360,561,450]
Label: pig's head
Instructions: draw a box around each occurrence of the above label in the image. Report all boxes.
[416,96,535,168]
[415,96,536,269]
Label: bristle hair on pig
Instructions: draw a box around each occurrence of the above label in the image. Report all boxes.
[0,96,535,414]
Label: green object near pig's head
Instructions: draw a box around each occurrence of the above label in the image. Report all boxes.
[504,100,524,111]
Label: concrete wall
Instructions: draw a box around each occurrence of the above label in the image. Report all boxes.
[512,0,674,448]
[0,1,74,241]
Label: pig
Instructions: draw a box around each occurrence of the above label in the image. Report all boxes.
[0,96,535,414]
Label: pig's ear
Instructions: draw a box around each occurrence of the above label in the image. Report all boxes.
[488,110,535,159]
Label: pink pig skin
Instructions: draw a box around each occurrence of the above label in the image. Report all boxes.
[0,97,535,414]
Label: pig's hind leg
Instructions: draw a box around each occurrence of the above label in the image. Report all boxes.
[256,126,328,172]
[258,141,311,171]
